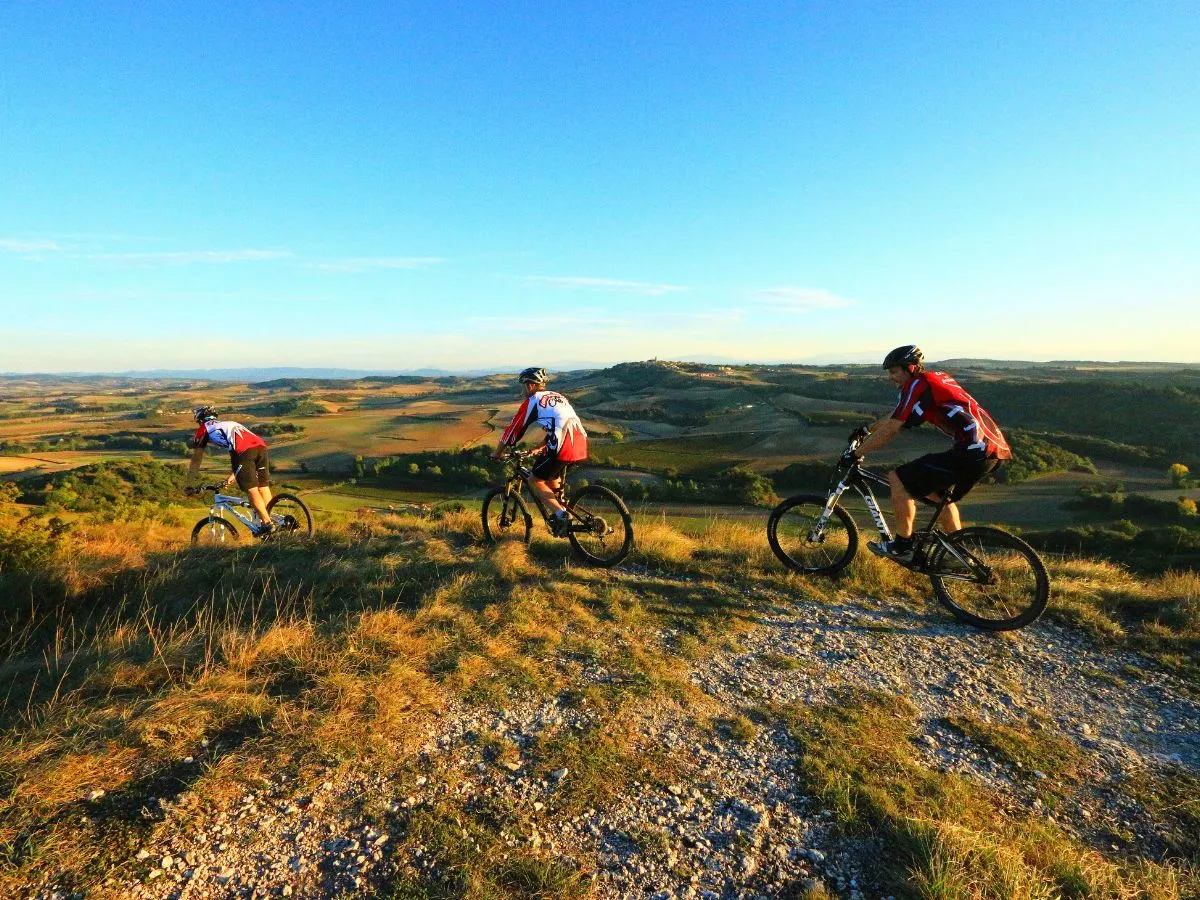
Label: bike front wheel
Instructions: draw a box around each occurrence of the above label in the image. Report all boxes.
[267,493,314,536]
[482,488,533,544]
[928,526,1049,631]
[192,516,239,547]
[566,485,633,567]
[767,494,859,575]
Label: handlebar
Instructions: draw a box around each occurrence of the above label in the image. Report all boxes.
[837,425,872,468]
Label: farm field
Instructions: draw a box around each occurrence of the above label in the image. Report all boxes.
[3,359,1199,573]
[2,361,1199,899]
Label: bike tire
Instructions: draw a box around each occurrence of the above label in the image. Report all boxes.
[566,484,634,567]
[928,526,1049,631]
[481,488,533,545]
[192,516,239,547]
[267,493,314,536]
[766,494,859,575]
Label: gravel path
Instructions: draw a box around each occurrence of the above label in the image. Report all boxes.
[44,581,1199,900]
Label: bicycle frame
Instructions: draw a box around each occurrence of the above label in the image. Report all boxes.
[819,464,895,543]
[817,449,968,574]
[502,454,568,526]
[207,492,262,532]
[496,450,604,536]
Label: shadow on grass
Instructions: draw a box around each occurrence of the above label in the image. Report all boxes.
[1,713,264,887]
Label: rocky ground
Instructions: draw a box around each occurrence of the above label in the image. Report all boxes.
[37,580,1200,900]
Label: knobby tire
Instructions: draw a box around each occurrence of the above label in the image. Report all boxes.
[192,517,239,546]
[928,526,1049,631]
[566,484,633,567]
[767,494,859,575]
[482,488,533,545]
[267,493,314,536]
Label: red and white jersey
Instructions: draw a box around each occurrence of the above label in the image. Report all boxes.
[892,372,1011,460]
[500,390,588,461]
[193,420,267,454]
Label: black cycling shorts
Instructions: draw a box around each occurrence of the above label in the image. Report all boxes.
[894,451,998,502]
[231,446,271,490]
[530,451,570,481]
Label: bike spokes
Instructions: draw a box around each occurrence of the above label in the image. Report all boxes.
[929,527,1049,631]
[566,485,633,567]
[266,493,314,536]
[767,495,859,575]
[481,488,533,545]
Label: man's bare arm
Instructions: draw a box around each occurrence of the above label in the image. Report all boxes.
[187,446,205,482]
[857,416,904,456]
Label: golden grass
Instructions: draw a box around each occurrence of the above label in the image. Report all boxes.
[777,690,1197,900]
[634,518,697,567]
[2,506,1197,894]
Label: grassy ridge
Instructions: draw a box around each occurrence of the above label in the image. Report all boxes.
[1,506,1198,895]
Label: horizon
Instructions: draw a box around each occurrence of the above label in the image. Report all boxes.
[3,354,1197,382]
[2,2,1198,368]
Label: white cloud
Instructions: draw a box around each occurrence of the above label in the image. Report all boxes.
[752,286,855,312]
[307,256,446,273]
[0,238,62,253]
[468,307,740,335]
[88,249,293,265]
[518,275,689,296]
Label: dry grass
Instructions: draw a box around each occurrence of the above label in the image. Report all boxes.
[1047,559,1200,685]
[633,518,697,568]
[2,505,1198,894]
[776,690,1197,899]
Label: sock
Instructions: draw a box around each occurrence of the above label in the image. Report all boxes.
[892,535,913,549]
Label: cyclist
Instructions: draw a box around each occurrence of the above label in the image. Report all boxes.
[492,367,589,535]
[187,406,276,535]
[852,346,1011,563]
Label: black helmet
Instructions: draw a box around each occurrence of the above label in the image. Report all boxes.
[518,366,548,385]
[193,405,218,423]
[882,345,924,372]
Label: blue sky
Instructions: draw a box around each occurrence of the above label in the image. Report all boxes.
[2,2,1197,371]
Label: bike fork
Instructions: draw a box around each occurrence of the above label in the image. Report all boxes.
[811,484,850,540]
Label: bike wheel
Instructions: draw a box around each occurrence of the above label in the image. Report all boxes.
[267,493,314,536]
[566,485,633,567]
[767,494,859,575]
[928,526,1049,631]
[481,488,532,545]
[192,516,239,547]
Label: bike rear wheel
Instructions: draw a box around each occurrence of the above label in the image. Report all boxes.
[481,488,533,544]
[928,526,1049,631]
[192,516,239,546]
[767,494,859,575]
[566,484,633,567]
[267,493,314,536]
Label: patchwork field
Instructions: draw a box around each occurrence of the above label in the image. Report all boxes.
[2,360,1199,898]
[3,360,1199,573]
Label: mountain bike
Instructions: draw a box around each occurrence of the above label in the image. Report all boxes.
[482,449,633,567]
[766,429,1049,631]
[190,485,314,545]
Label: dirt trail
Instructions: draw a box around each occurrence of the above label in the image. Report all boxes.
[75,581,1199,900]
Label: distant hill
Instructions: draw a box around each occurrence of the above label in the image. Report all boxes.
[5,358,1197,382]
